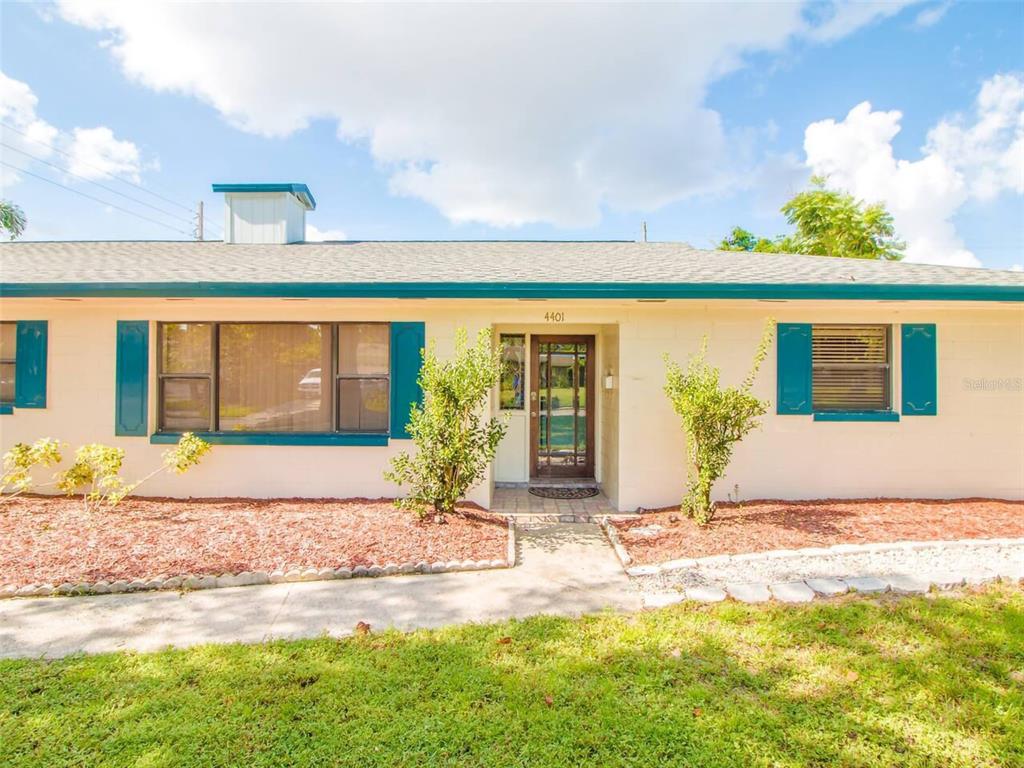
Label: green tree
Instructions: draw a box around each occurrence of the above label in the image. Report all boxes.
[719,177,904,260]
[1,200,27,240]
[663,321,773,525]
[386,328,507,520]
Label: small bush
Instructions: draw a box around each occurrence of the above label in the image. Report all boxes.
[663,321,773,524]
[54,433,211,511]
[0,437,63,501]
[386,328,507,520]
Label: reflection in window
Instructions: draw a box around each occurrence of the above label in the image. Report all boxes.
[337,323,389,432]
[158,323,212,431]
[158,322,393,435]
[499,334,525,410]
[219,324,333,433]
[0,322,15,404]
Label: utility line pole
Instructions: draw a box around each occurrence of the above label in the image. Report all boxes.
[194,201,204,241]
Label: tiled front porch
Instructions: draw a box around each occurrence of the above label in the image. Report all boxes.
[491,486,637,522]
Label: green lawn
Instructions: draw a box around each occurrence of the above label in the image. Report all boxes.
[2,587,1022,767]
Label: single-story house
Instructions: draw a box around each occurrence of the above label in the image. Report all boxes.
[1,183,1022,510]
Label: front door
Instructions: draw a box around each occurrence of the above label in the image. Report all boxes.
[530,336,595,478]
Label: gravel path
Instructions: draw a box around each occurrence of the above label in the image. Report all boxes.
[634,541,1024,592]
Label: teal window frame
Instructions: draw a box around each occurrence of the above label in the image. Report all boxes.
[155,321,391,441]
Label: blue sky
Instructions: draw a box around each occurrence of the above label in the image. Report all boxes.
[1,1,1021,269]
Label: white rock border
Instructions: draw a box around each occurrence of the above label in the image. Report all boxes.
[622,534,1024,608]
[601,532,1024,578]
[0,517,518,600]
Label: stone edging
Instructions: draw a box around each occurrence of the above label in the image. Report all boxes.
[0,520,519,600]
[600,517,633,567]
[603,533,1024,577]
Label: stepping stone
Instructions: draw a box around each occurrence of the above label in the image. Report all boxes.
[885,575,930,595]
[685,586,727,603]
[769,581,815,603]
[726,583,771,603]
[805,578,848,597]
[643,592,685,608]
[963,571,998,585]
[919,572,965,590]
[845,576,888,594]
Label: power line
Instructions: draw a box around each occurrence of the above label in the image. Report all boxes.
[2,141,196,228]
[1,160,193,237]
[1,120,195,214]
[0,120,223,236]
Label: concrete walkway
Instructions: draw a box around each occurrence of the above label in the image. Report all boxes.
[0,522,639,659]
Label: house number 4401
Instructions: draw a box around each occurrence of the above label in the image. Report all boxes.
[544,311,565,322]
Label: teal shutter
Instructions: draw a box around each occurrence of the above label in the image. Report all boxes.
[115,321,150,436]
[390,322,425,439]
[14,320,47,408]
[776,323,812,414]
[901,323,937,415]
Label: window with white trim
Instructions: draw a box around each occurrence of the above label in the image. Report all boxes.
[811,324,891,412]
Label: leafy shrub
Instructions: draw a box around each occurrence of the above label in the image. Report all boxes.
[386,328,507,519]
[0,437,63,501]
[54,433,211,511]
[663,322,773,525]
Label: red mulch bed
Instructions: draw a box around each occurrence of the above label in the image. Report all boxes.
[613,498,1024,566]
[0,495,508,587]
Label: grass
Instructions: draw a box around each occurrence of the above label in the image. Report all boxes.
[2,587,1022,767]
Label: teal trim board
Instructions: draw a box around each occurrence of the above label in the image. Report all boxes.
[14,320,47,408]
[212,183,315,210]
[814,411,900,422]
[1,281,1022,301]
[0,404,12,415]
[150,432,389,446]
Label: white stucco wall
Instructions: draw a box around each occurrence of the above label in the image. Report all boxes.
[2,297,1021,509]
[615,302,1024,510]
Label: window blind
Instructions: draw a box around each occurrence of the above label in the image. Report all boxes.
[812,325,890,411]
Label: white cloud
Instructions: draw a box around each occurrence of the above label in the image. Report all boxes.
[802,74,1024,267]
[305,223,347,242]
[0,71,59,186]
[804,0,917,42]
[914,1,952,28]
[67,126,143,182]
[0,71,147,188]
[55,1,909,228]
[925,73,1024,201]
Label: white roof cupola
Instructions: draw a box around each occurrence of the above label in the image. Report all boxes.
[213,183,316,244]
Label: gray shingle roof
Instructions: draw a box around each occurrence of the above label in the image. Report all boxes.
[2,239,1022,288]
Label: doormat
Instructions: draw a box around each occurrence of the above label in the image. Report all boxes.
[528,486,600,500]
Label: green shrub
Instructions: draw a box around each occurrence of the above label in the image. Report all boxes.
[663,322,773,524]
[55,433,211,511]
[386,328,507,520]
[0,437,63,501]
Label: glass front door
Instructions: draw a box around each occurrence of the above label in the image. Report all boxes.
[531,336,594,478]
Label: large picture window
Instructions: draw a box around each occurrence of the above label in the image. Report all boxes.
[812,324,891,412]
[158,322,390,434]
